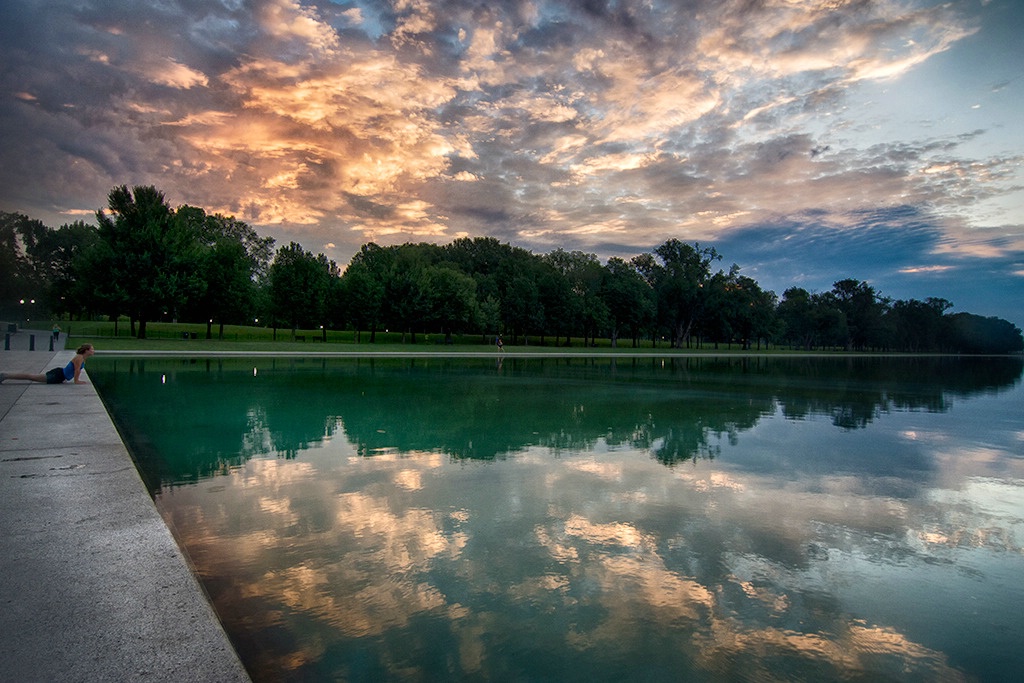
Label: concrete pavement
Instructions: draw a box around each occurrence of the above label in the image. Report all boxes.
[1,330,250,682]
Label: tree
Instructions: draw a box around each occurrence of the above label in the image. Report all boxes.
[831,279,888,350]
[748,283,780,350]
[475,295,502,344]
[630,252,664,345]
[11,198,1024,356]
[600,257,655,348]
[386,243,437,343]
[501,272,542,344]
[346,243,394,342]
[1,212,49,318]
[535,262,575,345]
[888,297,952,351]
[947,313,1024,354]
[176,206,275,277]
[444,237,509,331]
[714,271,774,350]
[702,267,736,349]
[813,293,849,350]
[648,240,721,348]
[27,221,100,318]
[544,249,606,346]
[338,261,384,343]
[497,246,545,344]
[419,265,477,343]
[444,236,510,279]
[778,287,847,350]
[88,185,204,338]
[174,207,273,338]
[778,287,815,350]
[198,239,256,338]
[267,242,335,338]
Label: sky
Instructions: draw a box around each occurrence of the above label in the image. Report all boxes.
[1,0,1022,327]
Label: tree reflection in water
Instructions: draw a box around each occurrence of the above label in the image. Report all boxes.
[92,355,1022,486]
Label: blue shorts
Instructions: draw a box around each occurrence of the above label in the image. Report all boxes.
[45,367,67,384]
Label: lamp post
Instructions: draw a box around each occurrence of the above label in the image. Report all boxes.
[19,298,35,325]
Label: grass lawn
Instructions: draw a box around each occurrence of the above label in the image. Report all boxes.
[23,318,846,355]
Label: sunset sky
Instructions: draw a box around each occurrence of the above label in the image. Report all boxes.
[1,0,1022,326]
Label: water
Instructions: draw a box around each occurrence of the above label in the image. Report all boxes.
[90,355,1024,682]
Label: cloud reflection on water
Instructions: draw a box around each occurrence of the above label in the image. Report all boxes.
[160,429,1009,680]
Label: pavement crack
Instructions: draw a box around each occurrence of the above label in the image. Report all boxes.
[2,454,64,462]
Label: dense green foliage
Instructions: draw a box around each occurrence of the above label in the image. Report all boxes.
[2,186,1021,353]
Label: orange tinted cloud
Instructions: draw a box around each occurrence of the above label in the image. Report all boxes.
[1,0,1021,323]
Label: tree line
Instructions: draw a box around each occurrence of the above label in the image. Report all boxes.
[2,185,1021,353]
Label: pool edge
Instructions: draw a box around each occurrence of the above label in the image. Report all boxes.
[0,348,252,682]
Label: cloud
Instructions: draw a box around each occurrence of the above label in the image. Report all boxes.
[259,0,341,53]
[898,265,954,274]
[139,58,210,89]
[0,0,1020,325]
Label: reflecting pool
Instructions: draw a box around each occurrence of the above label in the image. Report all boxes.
[90,355,1024,682]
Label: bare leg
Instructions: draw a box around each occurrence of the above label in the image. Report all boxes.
[0,372,47,383]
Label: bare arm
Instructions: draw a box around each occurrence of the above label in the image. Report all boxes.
[72,355,88,384]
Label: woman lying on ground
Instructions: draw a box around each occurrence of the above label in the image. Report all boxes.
[0,343,95,385]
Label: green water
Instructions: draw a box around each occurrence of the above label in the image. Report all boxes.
[91,355,1024,682]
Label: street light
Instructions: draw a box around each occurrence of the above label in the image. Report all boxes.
[19,298,35,323]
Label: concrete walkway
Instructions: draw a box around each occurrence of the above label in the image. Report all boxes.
[0,330,250,682]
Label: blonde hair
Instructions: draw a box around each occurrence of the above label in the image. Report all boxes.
[76,343,94,355]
